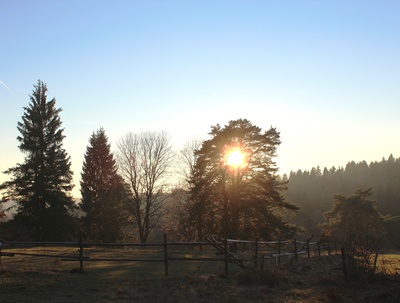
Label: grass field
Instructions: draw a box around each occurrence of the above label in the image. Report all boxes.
[1,246,400,302]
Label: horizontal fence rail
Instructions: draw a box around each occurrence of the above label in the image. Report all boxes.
[0,234,339,277]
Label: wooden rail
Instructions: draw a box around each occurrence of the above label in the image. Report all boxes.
[0,234,338,277]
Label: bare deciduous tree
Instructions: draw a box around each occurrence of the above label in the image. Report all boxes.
[162,138,204,242]
[179,138,202,184]
[116,131,174,243]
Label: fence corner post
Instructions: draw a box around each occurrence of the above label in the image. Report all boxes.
[293,238,298,262]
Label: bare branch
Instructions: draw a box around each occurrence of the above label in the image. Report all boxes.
[116,131,175,243]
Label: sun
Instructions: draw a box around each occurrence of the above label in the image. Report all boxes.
[225,148,247,169]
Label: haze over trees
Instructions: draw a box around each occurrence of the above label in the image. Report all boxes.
[285,156,400,238]
[0,80,75,241]
[162,138,204,242]
[79,128,127,242]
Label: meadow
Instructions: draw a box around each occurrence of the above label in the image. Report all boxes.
[1,245,400,302]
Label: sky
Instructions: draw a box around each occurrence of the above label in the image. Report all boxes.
[1,0,399,198]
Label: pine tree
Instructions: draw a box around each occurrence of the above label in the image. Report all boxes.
[191,119,298,241]
[322,188,386,241]
[0,80,75,241]
[80,128,127,242]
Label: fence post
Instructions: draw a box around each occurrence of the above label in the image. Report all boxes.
[306,238,310,258]
[164,233,168,277]
[317,241,321,257]
[261,254,265,272]
[79,236,84,272]
[0,239,3,267]
[277,240,281,265]
[224,237,228,276]
[327,237,331,256]
[341,247,347,278]
[254,238,259,269]
[293,238,298,262]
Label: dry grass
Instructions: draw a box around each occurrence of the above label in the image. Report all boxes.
[378,253,400,274]
[1,246,400,302]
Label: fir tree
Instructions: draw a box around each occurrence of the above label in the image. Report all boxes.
[80,128,127,242]
[0,80,75,241]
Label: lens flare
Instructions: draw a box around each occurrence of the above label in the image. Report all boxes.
[226,149,245,168]
[222,146,248,171]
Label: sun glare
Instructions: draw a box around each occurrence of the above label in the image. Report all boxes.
[225,148,246,169]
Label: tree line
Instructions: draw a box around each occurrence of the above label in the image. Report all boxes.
[0,80,295,243]
[284,155,400,248]
[0,81,398,249]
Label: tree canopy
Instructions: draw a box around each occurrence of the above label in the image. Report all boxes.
[322,188,386,241]
[189,119,298,240]
[0,80,75,241]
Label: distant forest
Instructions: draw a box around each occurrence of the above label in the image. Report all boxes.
[284,154,400,235]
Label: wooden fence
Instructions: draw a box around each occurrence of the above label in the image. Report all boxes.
[0,234,339,277]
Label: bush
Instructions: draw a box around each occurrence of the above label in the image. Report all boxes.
[341,236,383,281]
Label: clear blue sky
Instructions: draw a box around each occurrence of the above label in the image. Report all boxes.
[1,0,399,197]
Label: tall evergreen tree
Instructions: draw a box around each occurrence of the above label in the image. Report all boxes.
[0,80,75,241]
[80,128,127,242]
